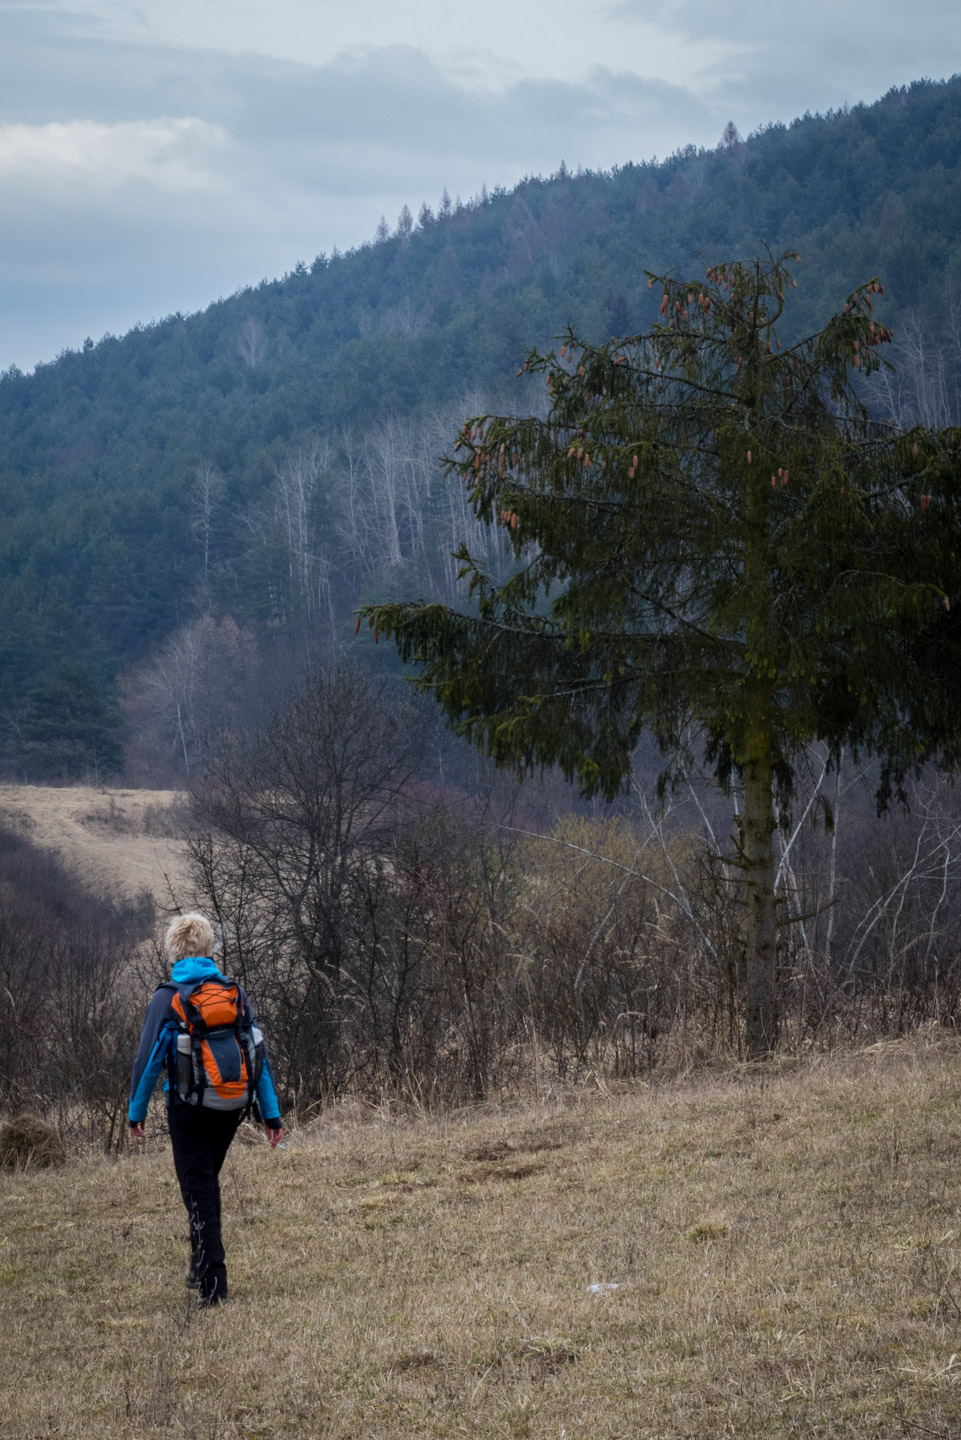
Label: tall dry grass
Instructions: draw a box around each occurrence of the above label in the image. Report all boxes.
[3,1032,961,1438]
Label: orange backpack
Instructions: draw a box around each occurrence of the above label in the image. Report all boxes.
[170,979,264,1112]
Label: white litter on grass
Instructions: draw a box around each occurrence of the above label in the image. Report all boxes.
[587,1282,620,1293]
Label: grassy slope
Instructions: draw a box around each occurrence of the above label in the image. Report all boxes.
[0,784,188,906]
[4,1036,961,1438]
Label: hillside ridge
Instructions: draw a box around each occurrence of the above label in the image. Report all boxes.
[2,75,961,776]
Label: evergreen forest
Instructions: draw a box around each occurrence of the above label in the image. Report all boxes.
[3,77,961,782]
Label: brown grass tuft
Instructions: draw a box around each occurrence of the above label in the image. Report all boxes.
[0,1112,65,1170]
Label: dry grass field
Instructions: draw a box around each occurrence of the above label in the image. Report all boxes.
[0,784,190,907]
[4,1033,961,1439]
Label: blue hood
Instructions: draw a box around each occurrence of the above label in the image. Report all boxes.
[171,956,223,985]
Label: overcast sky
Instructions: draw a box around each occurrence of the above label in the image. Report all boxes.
[1,0,959,372]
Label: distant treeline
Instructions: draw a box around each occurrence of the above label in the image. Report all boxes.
[2,76,961,778]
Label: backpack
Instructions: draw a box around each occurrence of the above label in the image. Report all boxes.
[168,977,265,1113]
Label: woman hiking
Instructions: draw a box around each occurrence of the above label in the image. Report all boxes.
[129,912,283,1307]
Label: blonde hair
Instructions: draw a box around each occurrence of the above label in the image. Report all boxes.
[164,912,215,962]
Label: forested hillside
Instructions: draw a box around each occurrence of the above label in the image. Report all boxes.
[2,76,961,781]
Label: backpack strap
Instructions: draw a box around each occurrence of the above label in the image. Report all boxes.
[172,984,211,1105]
[157,1019,182,1105]
[238,989,258,1121]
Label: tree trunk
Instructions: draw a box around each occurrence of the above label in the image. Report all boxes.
[741,430,779,1057]
[742,750,778,1055]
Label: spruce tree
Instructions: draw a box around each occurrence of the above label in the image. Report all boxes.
[360,252,961,1055]
[17,662,125,782]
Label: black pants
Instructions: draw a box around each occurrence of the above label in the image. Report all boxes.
[167,1104,242,1303]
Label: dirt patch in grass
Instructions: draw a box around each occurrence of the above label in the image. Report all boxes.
[464,1139,516,1162]
[459,1161,548,1184]
[4,1033,961,1438]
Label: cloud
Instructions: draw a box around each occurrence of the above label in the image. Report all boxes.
[0,27,726,370]
[606,0,961,123]
[609,0,961,54]
[0,31,721,214]
[0,117,230,196]
[225,45,721,194]
[3,0,956,370]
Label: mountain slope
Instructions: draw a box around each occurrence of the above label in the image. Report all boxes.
[1,76,960,755]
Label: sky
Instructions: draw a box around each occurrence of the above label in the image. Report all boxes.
[1,0,959,372]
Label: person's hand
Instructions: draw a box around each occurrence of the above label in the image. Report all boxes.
[130,1122,145,1141]
[265,1123,284,1149]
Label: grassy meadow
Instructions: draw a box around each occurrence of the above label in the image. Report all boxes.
[0,785,188,906]
[4,1034,961,1439]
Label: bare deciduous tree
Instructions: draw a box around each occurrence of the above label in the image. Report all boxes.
[191,460,225,598]
[236,316,270,368]
[120,615,260,782]
[184,662,420,1101]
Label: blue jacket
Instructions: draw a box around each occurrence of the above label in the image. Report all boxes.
[129,957,282,1127]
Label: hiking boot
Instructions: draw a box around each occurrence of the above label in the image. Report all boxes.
[197,1291,229,1309]
[197,1265,229,1308]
